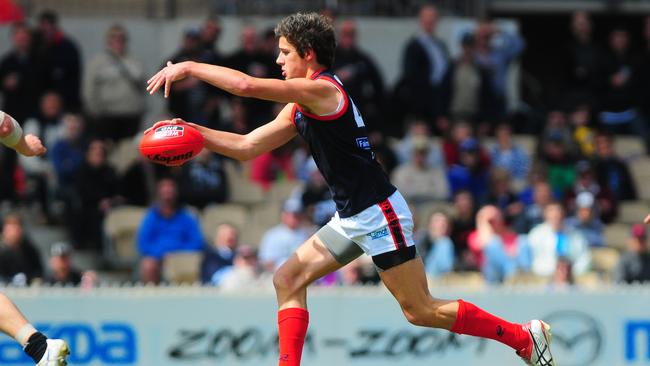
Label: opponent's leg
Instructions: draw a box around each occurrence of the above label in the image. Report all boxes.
[379,258,554,366]
[272,234,349,366]
[0,293,69,365]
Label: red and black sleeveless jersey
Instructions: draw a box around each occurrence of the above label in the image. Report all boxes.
[291,69,396,218]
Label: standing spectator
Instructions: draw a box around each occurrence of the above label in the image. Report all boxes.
[514,181,554,234]
[333,20,385,132]
[416,211,454,278]
[137,178,204,284]
[199,15,222,59]
[564,191,604,247]
[36,10,82,111]
[201,223,239,284]
[597,28,649,152]
[83,24,145,142]
[527,203,590,277]
[44,242,83,286]
[447,138,490,205]
[449,190,476,270]
[258,199,312,272]
[0,22,44,123]
[474,20,525,125]
[0,214,42,285]
[178,149,228,208]
[563,11,601,102]
[395,4,450,129]
[489,123,530,188]
[614,223,650,284]
[592,131,637,201]
[391,136,449,203]
[72,139,120,250]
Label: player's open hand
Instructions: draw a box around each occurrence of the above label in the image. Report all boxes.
[147,61,191,98]
[19,134,47,157]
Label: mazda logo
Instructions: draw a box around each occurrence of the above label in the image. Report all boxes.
[544,310,603,366]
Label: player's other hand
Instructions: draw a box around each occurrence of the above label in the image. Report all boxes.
[644,213,650,225]
[144,118,190,135]
[19,134,47,157]
[147,61,192,98]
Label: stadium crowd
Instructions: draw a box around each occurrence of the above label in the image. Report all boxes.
[1,6,650,289]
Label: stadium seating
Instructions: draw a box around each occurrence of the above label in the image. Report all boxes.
[200,203,249,240]
[162,252,203,284]
[618,201,649,224]
[103,206,147,268]
[590,247,620,278]
[603,223,631,250]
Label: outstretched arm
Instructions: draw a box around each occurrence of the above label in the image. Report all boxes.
[147,61,339,115]
[159,103,298,162]
[0,111,46,157]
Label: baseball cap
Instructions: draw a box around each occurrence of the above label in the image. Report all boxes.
[460,138,479,152]
[575,191,595,209]
[631,224,646,239]
[50,242,72,257]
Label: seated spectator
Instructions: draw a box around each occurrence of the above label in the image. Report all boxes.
[488,123,530,187]
[178,149,228,209]
[468,205,519,283]
[592,131,637,201]
[539,111,579,195]
[258,198,312,272]
[447,138,489,204]
[219,245,263,291]
[297,159,335,226]
[395,119,443,167]
[442,121,490,167]
[565,160,617,223]
[515,181,554,234]
[250,145,295,190]
[614,224,650,284]
[486,169,523,225]
[368,131,398,176]
[71,140,121,250]
[44,242,84,286]
[391,136,449,203]
[547,257,575,292]
[449,190,476,270]
[564,191,604,247]
[201,223,239,284]
[569,103,596,157]
[0,214,43,285]
[137,178,204,283]
[119,154,161,206]
[528,203,590,277]
[416,211,454,278]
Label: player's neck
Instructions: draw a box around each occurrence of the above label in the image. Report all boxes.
[306,64,327,79]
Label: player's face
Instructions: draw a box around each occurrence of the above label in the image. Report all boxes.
[276,36,308,79]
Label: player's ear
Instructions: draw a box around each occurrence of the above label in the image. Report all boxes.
[304,48,316,62]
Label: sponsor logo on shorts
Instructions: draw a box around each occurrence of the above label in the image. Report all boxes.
[356,137,370,150]
[154,125,184,138]
[147,151,193,164]
[367,227,389,240]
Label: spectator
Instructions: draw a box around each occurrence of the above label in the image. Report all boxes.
[442,121,490,167]
[178,149,228,209]
[258,199,312,272]
[72,139,120,250]
[468,205,519,283]
[488,123,530,187]
[539,111,578,195]
[569,103,596,157]
[22,90,64,148]
[614,223,650,284]
[563,11,601,102]
[36,10,82,111]
[596,28,649,152]
[219,245,262,291]
[447,138,490,204]
[250,144,295,190]
[592,131,637,201]
[548,257,575,292]
[199,15,222,59]
[391,136,449,203]
[201,223,239,284]
[0,214,42,285]
[0,146,17,204]
[296,158,336,226]
[449,32,491,129]
[474,20,525,125]
[527,203,590,277]
[416,211,454,278]
[486,169,523,224]
[83,24,145,142]
[449,190,476,270]
[119,153,160,206]
[137,178,204,284]
[199,16,226,131]
[514,181,553,234]
[44,242,82,286]
[338,257,364,285]
[395,118,443,168]
[565,160,617,224]
[564,191,604,247]
[333,19,385,132]
[0,22,45,123]
[638,16,650,131]
[368,131,399,176]
[395,4,450,129]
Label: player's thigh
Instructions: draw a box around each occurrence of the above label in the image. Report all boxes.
[274,234,350,291]
[379,257,431,306]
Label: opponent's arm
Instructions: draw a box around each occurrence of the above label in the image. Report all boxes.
[176,103,298,162]
[0,111,46,157]
[147,61,339,115]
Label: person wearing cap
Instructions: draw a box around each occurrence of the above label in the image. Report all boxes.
[447,137,490,204]
[258,198,312,273]
[44,242,82,286]
[564,191,604,247]
[391,135,449,203]
[614,223,650,284]
[564,159,617,224]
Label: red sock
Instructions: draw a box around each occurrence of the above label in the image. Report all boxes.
[450,299,529,351]
[278,308,309,366]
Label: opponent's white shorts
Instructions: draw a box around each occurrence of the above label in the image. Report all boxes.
[317,190,417,270]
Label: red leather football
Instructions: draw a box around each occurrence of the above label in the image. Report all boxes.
[139,121,204,166]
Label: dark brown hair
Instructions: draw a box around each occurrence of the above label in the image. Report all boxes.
[275,12,336,69]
